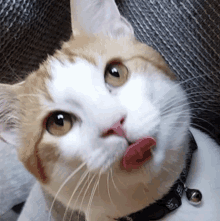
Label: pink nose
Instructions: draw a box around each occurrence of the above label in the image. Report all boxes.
[102,117,127,138]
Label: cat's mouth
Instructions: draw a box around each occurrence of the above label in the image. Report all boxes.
[101,119,156,172]
[121,137,156,172]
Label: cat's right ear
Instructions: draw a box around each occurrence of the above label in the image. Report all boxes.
[0,83,23,146]
[70,0,134,38]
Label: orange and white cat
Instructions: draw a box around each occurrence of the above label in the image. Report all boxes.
[0,0,219,220]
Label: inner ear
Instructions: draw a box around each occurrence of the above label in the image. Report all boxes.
[70,0,134,38]
[0,83,23,145]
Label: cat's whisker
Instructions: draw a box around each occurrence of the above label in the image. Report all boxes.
[107,171,115,207]
[168,118,214,131]
[68,170,91,221]
[161,108,191,119]
[161,166,179,179]
[189,122,216,137]
[162,107,220,122]
[76,173,92,221]
[2,54,23,83]
[150,84,186,107]
[152,195,160,203]
[62,169,89,221]
[17,94,44,99]
[146,164,153,183]
[184,90,219,99]
[152,74,217,107]
[167,106,220,119]
[156,188,165,195]
[108,170,125,218]
[48,162,86,221]
[159,91,219,113]
[162,111,215,130]
[86,171,101,221]
[110,168,121,195]
[184,88,220,96]
[167,121,216,139]
[166,85,220,102]
[79,173,96,221]
[161,96,220,114]
[161,99,220,118]
[97,171,102,198]
[161,106,217,132]
[17,93,47,104]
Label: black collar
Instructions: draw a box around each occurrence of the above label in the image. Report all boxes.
[118,131,198,221]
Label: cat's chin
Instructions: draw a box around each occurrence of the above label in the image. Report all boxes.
[42,152,182,219]
[41,130,188,221]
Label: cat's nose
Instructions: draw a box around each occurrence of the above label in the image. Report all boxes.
[101,117,127,138]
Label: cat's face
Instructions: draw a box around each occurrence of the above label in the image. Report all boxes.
[7,34,189,184]
[0,0,191,216]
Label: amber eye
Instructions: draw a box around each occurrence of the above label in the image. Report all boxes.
[46,111,74,136]
[105,62,129,87]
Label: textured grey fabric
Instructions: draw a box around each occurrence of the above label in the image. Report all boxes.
[0,140,35,216]
[0,0,219,144]
[0,0,71,83]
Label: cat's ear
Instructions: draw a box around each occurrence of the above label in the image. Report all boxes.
[0,83,23,146]
[70,0,134,38]
[0,82,49,183]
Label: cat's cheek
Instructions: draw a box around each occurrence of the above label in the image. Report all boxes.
[56,129,83,158]
[33,142,61,183]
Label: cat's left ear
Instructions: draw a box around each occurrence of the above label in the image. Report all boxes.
[70,0,134,38]
[0,83,23,146]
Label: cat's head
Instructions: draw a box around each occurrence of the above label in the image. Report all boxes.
[0,0,190,198]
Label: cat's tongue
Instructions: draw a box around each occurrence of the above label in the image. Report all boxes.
[122,137,156,171]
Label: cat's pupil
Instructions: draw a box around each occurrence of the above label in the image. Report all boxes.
[55,114,64,126]
[109,67,120,77]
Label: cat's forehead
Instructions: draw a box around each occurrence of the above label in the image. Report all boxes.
[48,58,105,103]
[24,34,175,98]
[51,35,137,68]
[51,35,174,77]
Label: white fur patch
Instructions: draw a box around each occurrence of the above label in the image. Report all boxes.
[48,58,127,170]
[47,57,190,177]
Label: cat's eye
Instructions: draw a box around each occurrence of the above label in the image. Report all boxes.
[105,61,128,87]
[46,111,75,136]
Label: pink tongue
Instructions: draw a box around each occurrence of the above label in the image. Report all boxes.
[122,137,156,171]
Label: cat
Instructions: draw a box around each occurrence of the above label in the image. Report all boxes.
[0,0,220,220]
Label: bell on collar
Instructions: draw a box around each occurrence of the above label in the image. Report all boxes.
[184,186,202,206]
